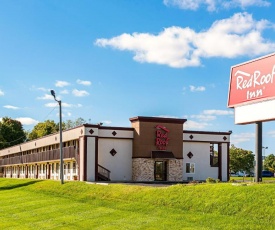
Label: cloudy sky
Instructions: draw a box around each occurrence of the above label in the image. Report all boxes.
[0,0,275,155]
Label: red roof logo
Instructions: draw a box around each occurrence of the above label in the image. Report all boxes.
[155,125,170,150]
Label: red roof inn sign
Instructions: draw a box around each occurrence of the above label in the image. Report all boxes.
[155,125,170,150]
[228,53,275,124]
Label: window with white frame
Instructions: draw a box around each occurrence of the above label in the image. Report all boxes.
[186,163,195,173]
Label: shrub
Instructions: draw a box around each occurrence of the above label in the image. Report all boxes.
[188,180,199,185]
[206,177,216,183]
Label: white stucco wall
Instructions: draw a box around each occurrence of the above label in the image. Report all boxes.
[183,142,218,181]
[183,132,230,143]
[98,129,133,139]
[98,138,132,181]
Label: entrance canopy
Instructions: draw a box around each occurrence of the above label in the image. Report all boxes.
[151,151,175,159]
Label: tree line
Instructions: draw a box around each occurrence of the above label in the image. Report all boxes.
[230,145,275,174]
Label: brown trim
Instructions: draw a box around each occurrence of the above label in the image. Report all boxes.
[95,137,98,181]
[183,140,230,143]
[83,136,87,181]
[218,144,222,181]
[184,130,232,135]
[130,116,187,124]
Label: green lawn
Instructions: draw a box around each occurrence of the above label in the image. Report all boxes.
[1,179,275,229]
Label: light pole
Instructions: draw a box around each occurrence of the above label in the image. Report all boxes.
[50,90,64,184]
[262,146,268,170]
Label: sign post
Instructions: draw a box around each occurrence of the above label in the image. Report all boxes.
[255,122,262,182]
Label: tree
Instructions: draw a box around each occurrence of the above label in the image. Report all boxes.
[0,117,26,150]
[64,117,86,130]
[263,154,275,172]
[28,120,59,140]
[229,145,254,174]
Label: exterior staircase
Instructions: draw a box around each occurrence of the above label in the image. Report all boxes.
[97,164,111,181]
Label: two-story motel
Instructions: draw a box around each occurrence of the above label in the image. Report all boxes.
[0,116,231,182]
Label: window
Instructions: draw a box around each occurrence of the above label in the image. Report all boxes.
[52,163,54,173]
[56,163,59,173]
[73,162,76,173]
[210,143,219,167]
[186,163,195,173]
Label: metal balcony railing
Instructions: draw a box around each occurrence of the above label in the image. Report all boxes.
[0,146,76,166]
[98,164,111,181]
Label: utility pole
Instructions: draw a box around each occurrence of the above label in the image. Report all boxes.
[50,90,64,184]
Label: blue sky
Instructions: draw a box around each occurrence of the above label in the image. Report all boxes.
[0,0,275,155]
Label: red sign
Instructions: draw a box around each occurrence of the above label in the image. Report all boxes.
[228,53,275,108]
[155,125,170,150]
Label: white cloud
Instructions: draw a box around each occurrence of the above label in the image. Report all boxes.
[55,80,70,88]
[37,87,49,92]
[189,85,206,92]
[223,0,271,9]
[60,90,69,94]
[184,120,211,130]
[163,0,214,11]
[3,105,20,110]
[30,86,50,92]
[77,79,91,86]
[72,89,89,97]
[231,132,255,144]
[190,114,216,121]
[163,0,270,12]
[45,102,59,108]
[157,115,181,119]
[95,13,275,68]
[16,117,39,126]
[101,120,112,125]
[267,131,275,138]
[45,102,82,108]
[37,94,54,100]
[202,109,234,115]
[188,109,233,123]
[0,90,4,96]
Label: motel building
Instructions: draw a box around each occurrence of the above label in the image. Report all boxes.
[0,116,231,182]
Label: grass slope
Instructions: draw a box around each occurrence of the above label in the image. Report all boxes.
[0,179,275,229]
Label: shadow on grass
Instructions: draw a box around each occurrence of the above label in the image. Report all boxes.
[0,180,42,190]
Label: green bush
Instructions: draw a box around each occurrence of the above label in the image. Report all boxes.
[206,177,216,183]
